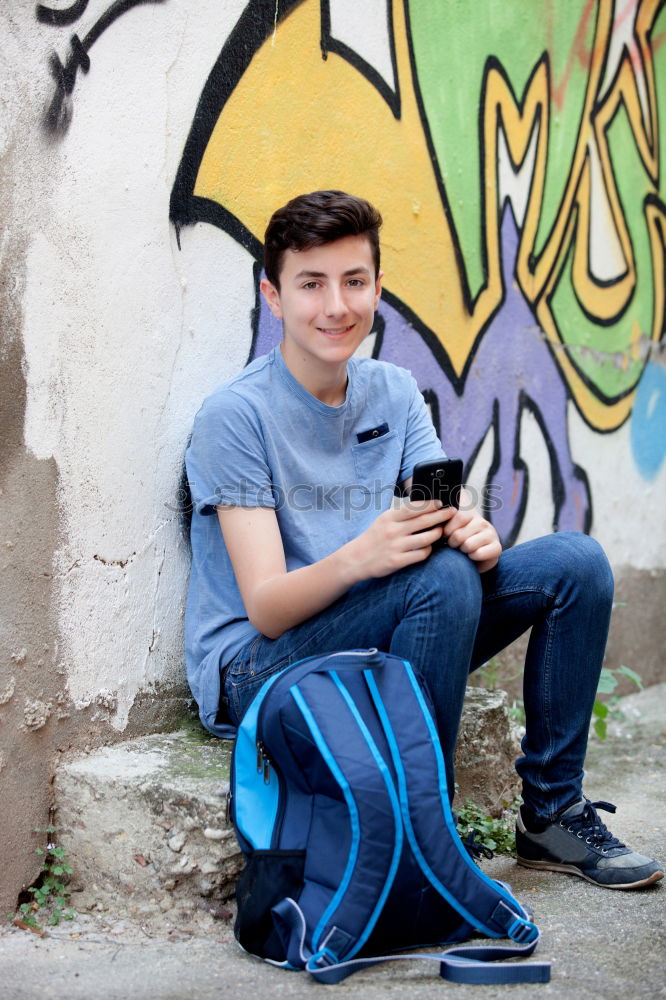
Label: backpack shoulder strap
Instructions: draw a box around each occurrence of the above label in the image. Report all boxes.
[306,937,551,985]
[364,657,538,945]
[272,896,549,986]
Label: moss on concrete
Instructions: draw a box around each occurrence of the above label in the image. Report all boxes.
[147,728,233,785]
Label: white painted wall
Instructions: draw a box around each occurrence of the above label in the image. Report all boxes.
[20,1,250,728]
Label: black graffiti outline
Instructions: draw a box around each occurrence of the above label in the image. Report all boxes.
[37,0,89,27]
[170,0,405,241]
[170,0,305,243]
[543,236,646,409]
[320,0,401,119]
[43,0,167,134]
[646,193,666,343]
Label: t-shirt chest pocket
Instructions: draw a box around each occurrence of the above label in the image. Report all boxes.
[351,429,402,489]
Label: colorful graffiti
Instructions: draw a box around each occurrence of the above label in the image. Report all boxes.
[170,0,666,544]
[37,0,167,133]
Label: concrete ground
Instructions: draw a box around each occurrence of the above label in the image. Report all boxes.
[1,686,664,1000]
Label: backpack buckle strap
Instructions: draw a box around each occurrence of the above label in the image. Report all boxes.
[318,924,355,958]
[306,926,357,982]
[491,900,539,944]
[307,946,339,970]
[306,947,360,986]
[507,917,539,944]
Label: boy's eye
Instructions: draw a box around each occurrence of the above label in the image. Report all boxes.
[346,278,365,287]
[302,281,320,290]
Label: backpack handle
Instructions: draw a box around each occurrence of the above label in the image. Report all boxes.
[266,649,385,695]
[311,648,384,671]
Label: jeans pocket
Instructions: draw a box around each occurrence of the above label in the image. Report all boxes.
[225,635,292,724]
[226,633,264,681]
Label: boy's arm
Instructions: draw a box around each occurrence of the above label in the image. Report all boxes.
[217,500,447,640]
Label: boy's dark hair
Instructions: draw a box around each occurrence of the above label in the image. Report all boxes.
[263,190,383,289]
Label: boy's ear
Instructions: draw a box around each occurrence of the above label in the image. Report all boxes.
[260,277,282,319]
[373,270,384,311]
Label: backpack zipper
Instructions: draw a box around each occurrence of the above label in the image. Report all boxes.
[254,654,337,848]
[256,740,272,784]
[252,651,383,849]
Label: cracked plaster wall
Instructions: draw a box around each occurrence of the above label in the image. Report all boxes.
[12,0,250,736]
[0,0,250,915]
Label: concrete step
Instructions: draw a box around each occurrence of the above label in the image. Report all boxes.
[54,687,520,916]
[54,727,242,916]
[8,686,665,1000]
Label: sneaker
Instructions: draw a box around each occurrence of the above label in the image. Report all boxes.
[516,798,664,889]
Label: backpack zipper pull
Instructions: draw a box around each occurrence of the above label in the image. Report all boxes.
[257,741,272,782]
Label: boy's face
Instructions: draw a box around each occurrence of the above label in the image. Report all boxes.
[260,235,382,373]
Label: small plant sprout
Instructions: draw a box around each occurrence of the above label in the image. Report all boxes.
[592,665,643,740]
[456,797,520,855]
[13,826,75,929]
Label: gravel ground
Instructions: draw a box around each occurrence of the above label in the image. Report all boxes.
[1,687,664,1000]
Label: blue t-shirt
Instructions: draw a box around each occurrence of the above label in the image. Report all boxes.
[184,346,445,734]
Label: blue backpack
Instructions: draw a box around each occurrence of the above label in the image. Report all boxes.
[229,649,550,985]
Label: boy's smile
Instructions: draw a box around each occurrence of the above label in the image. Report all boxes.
[260,235,382,404]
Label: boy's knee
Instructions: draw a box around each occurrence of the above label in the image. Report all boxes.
[547,531,614,604]
[419,546,483,612]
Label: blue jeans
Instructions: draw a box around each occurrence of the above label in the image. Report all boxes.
[223,531,614,822]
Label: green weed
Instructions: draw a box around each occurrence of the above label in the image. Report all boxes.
[456,797,520,855]
[472,658,522,693]
[592,665,643,740]
[11,826,75,929]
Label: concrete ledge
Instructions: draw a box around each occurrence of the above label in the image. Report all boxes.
[454,687,522,815]
[55,728,242,912]
[54,687,521,912]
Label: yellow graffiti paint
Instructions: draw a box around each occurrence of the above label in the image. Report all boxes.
[571,152,635,323]
[480,58,549,306]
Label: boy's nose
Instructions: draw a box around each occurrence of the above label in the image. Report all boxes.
[322,285,347,316]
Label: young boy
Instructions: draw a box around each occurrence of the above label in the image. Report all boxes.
[185,190,662,890]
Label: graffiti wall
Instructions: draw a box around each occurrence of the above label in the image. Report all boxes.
[171,0,666,546]
[0,0,664,910]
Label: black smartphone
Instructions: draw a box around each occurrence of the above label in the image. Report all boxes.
[410,458,464,509]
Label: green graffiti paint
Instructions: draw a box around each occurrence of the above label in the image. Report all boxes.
[550,107,653,402]
[407,0,594,298]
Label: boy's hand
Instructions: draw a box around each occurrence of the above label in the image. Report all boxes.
[442,489,502,573]
[347,499,448,580]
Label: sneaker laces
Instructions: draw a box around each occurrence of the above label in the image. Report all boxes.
[561,799,626,852]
